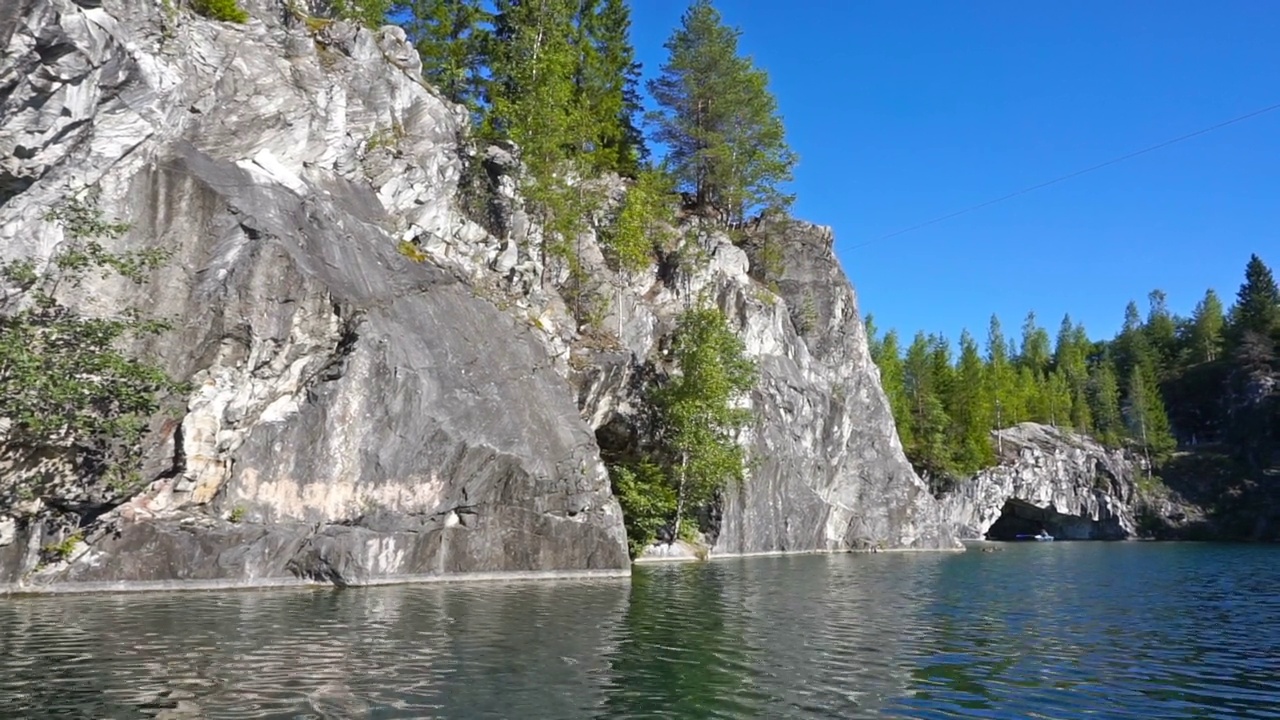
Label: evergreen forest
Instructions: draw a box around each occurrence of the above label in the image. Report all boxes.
[866,254,1280,500]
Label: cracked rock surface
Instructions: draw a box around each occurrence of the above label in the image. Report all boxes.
[0,0,627,589]
[0,0,957,591]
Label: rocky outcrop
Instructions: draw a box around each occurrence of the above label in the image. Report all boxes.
[0,0,955,592]
[940,423,1161,540]
[0,0,629,591]
[578,218,956,556]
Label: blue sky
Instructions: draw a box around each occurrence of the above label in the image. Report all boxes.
[626,0,1280,347]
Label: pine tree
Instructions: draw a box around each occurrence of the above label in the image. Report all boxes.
[985,314,1016,431]
[1018,311,1052,376]
[574,0,647,175]
[400,0,490,114]
[1124,363,1176,462]
[950,330,994,470]
[647,0,797,224]
[876,330,913,450]
[1230,253,1280,341]
[484,0,591,262]
[1187,288,1226,364]
[1088,357,1123,445]
[1016,364,1047,424]
[1045,369,1073,428]
[1145,289,1178,378]
[1113,300,1145,381]
[903,331,952,480]
[1052,315,1092,432]
[864,314,881,359]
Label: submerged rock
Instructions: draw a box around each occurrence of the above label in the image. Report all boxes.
[0,0,955,591]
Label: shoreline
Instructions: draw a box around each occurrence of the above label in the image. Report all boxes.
[633,542,968,565]
[0,567,632,598]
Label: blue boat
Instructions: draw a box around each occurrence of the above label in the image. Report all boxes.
[1014,531,1054,541]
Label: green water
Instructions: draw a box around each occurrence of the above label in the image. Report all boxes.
[2,542,1279,718]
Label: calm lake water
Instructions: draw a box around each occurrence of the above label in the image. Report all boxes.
[2,543,1279,718]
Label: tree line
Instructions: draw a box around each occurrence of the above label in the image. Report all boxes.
[867,253,1280,492]
[398,0,796,228]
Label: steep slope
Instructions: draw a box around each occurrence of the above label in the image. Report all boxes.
[577,218,956,555]
[0,0,955,592]
[0,0,628,590]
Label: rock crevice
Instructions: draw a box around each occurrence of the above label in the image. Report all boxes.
[1,0,956,592]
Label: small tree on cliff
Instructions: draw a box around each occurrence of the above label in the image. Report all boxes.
[647,0,796,225]
[0,192,185,496]
[653,303,757,542]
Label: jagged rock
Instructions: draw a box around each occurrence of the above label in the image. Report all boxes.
[0,0,627,590]
[580,217,957,554]
[940,423,1149,540]
[0,0,958,592]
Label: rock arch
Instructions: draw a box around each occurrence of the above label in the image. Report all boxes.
[940,423,1141,540]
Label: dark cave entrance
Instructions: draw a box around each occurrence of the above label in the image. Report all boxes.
[984,499,1061,540]
[977,497,1131,540]
[983,498,1126,541]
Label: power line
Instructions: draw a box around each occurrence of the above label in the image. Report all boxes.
[847,100,1280,251]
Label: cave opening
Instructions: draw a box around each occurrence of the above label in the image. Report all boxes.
[984,498,1061,540]
[983,497,1130,540]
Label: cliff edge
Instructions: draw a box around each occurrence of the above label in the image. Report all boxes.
[0,0,954,592]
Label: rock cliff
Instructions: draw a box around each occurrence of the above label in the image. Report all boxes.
[938,422,1203,541]
[0,0,954,592]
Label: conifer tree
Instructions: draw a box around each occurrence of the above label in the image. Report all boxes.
[985,314,1016,430]
[950,330,994,469]
[647,0,797,224]
[1088,357,1124,445]
[1187,288,1225,364]
[401,0,490,114]
[1018,311,1052,376]
[1052,316,1092,432]
[484,0,591,261]
[1145,289,1178,378]
[1114,300,1144,380]
[876,330,913,450]
[574,0,647,175]
[903,331,952,480]
[1230,253,1280,341]
[1124,363,1176,461]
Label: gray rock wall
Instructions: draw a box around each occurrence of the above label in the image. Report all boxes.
[939,423,1142,540]
[0,0,628,590]
[575,219,956,555]
[0,0,956,592]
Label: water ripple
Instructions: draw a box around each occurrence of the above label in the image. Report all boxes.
[1,544,1279,717]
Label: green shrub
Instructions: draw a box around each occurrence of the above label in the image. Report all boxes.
[192,0,249,23]
[1,191,185,496]
[611,461,676,558]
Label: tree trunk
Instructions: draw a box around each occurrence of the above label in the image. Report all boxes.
[672,451,688,545]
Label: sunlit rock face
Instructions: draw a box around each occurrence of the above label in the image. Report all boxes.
[939,423,1143,540]
[585,219,958,557]
[0,0,955,592]
[0,0,627,589]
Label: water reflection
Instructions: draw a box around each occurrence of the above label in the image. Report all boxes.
[0,544,1279,718]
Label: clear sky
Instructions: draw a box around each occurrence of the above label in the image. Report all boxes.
[626,0,1280,346]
